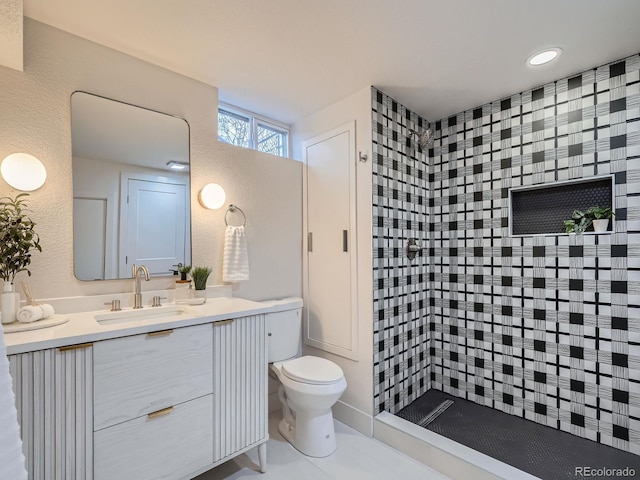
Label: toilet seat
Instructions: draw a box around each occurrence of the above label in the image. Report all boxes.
[282,356,344,385]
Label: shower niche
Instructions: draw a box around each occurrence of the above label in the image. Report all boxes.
[509,175,614,236]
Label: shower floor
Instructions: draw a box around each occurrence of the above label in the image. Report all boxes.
[396,389,640,480]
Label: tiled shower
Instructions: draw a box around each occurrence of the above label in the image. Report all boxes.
[372,52,640,455]
[372,89,432,415]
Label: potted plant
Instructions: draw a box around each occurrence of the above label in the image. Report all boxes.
[0,194,42,324]
[585,206,614,232]
[178,264,192,281]
[190,265,212,301]
[564,209,591,234]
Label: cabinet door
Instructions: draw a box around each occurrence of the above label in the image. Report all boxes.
[303,121,359,360]
[9,344,93,480]
[212,315,267,462]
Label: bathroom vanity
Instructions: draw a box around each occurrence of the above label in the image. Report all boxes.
[5,296,275,480]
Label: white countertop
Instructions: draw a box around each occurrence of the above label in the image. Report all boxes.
[3,297,286,355]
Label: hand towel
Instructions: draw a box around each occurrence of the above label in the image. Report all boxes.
[15,303,54,323]
[0,326,28,479]
[39,304,55,319]
[223,225,250,282]
[16,306,43,323]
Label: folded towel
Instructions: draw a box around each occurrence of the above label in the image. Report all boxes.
[17,305,43,323]
[39,303,55,319]
[0,326,28,479]
[16,303,55,323]
[222,225,250,282]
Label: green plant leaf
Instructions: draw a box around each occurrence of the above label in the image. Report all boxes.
[191,265,212,290]
[0,194,42,283]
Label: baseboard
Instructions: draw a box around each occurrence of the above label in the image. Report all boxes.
[332,400,373,436]
[374,412,540,480]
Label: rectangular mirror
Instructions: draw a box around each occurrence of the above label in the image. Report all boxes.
[71,92,191,281]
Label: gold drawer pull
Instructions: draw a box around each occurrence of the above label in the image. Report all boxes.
[58,342,93,352]
[147,406,174,420]
[147,329,174,338]
[214,319,234,326]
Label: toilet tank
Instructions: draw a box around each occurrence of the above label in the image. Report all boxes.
[262,297,303,363]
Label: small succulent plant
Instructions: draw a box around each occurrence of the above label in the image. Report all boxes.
[191,265,212,290]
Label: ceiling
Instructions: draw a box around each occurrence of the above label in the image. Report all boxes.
[24,0,640,125]
[72,91,189,170]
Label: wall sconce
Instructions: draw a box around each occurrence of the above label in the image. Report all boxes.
[198,183,226,209]
[1,153,47,191]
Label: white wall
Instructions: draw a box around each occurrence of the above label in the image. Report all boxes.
[292,86,374,434]
[0,19,302,302]
[73,157,190,208]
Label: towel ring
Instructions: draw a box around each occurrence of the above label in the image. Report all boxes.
[225,204,247,227]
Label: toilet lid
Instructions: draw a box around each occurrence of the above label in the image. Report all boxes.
[282,356,344,385]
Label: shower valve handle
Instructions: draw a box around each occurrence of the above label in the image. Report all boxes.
[406,239,423,260]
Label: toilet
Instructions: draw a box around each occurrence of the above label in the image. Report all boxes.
[263,298,347,458]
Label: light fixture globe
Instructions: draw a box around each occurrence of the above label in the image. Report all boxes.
[198,183,226,209]
[1,153,47,191]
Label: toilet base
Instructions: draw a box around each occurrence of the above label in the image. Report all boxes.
[278,408,337,457]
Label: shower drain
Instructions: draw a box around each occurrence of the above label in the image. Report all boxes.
[416,399,454,428]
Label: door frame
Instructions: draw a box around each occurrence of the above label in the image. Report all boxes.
[73,189,118,280]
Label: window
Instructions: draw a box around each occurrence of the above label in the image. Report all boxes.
[218,108,251,148]
[218,103,289,157]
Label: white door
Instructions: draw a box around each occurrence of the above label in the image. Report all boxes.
[303,121,358,360]
[74,197,107,280]
[121,178,187,277]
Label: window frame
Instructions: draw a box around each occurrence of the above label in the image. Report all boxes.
[218,102,290,158]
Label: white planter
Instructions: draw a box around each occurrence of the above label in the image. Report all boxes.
[193,289,207,303]
[592,218,610,232]
[1,283,20,324]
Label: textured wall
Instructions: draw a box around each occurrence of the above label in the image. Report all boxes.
[0,20,302,301]
[429,54,640,453]
[372,88,431,415]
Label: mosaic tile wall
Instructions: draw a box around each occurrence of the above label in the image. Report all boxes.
[372,88,431,414]
[428,54,640,454]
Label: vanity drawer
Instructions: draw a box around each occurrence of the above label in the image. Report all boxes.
[94,323,213,430]
[94,394,213,480]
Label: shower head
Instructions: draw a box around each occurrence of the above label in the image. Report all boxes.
[408,127,435,150]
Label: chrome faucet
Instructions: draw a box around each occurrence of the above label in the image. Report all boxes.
[131,264,150,309]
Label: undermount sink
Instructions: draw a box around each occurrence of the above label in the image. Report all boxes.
[95,304,196,325]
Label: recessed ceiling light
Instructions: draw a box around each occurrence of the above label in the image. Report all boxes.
[167,161,188,170]
[527,48,562,66]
